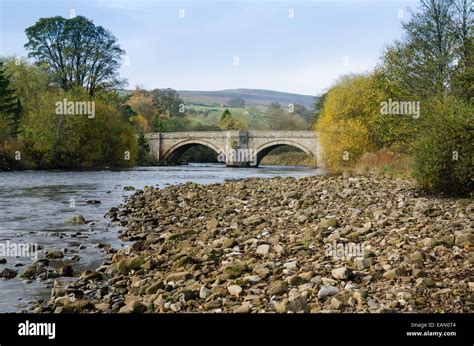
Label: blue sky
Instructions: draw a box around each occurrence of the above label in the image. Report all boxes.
[0,0,420,95]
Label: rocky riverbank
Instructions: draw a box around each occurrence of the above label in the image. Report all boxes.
[28,175,473,313]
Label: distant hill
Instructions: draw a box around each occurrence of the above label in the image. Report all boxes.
[178,89,316,109]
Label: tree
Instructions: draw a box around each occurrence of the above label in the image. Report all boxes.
[24,16,125,96]
[313,0,473,189]
[266,102,284,118]
[126,88,156,120]
[150,113,190,132]
[151,114,168,132]
[452,31,474,101]
[164,116,191,131]
[269,102,281,110]
[219,109,245,130]
[315,75,373,171]
[313,93,327,125]
[221,109,231,120]
[137,130,152,166]
[2,59,137,169]
[151,88,184,116]
[317,117,370,173]
[404,0,456,95]
[292,104,314,126]
[313,93,327,111]
[377,0,473,99]
[228,96,245,108]
[132,114,149,132]
[452,0,473,69]
[190,123,221,131]
[411,97,473,196]
[0,61,21,141]
[118,103,137,122]
[451,0,474,102]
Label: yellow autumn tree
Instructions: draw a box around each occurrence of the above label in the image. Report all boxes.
[132,114,149,132]
[219,109,246,130]
[317,117,369,173]
[316,74,382,173]
[126,88,156,120]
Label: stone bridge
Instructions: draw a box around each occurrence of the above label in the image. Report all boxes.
[145,131,324,167]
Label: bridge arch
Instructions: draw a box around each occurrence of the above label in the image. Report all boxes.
[146,131,323,167]
[162,139,223,164]
[255,140,315,166]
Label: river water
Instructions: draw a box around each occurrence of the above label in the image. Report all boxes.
[0,163,321,312]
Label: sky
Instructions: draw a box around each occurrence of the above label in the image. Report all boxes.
[0,0,420,96]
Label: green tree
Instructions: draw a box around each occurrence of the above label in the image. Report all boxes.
[292,104,314,126]
[451,0,473,102]
[404,0,455,95]
[221,109,231,120]
[313,92,327,124]
[377,0,473,99]
[167,116,190,131]
[269,102,281,110]
[24,16,125,96]
[266,102,284,119]
[452,0,473,69]
[314,93,327,112]
[189,122,221,131]
[2,59,137,169]
[219,109,245,130]
[228,97,245,108]
[411,97,473,196]
[151,114,168,132]
[0,61,21,142]
[151,88,184,116]
[137,130,152,166]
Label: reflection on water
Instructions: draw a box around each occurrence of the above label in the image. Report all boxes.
[0,163,321,312]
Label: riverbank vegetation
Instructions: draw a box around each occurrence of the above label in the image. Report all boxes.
[260,146,317,167]
[1,1,472,187]
[0,16,140,169]
[316,0,473,196]
[0,13,315,169]
[124,87,314,133]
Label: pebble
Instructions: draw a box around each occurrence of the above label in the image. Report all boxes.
[227,285,243,296]
[331,267,351,280]
[256,244,270,256]
[29,176,471,314]
[318,286,339,300]
[266,281,288,296]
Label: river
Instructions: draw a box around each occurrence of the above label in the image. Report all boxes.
[0,163,322,312]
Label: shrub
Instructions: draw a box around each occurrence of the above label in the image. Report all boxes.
[354,148,412,177]
[317,117,370,173]
[315,74,382,173]
[0,140,31,170]
[411,97,473,196]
